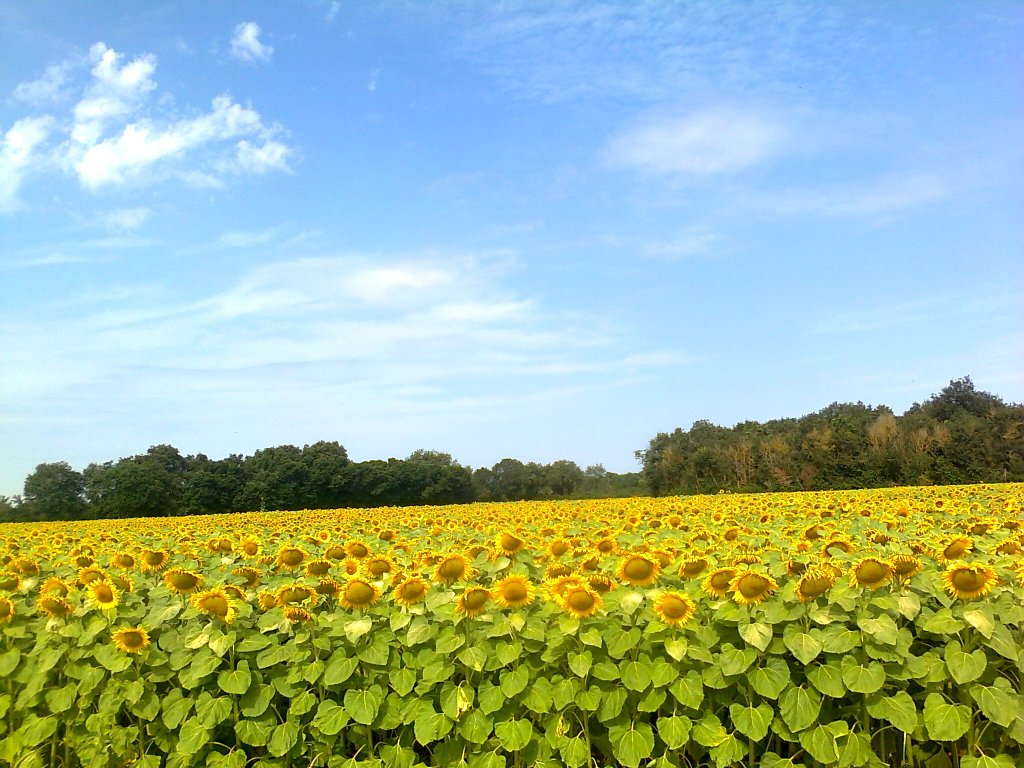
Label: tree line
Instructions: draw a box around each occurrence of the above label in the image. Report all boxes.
[0,444,643,523]
[637,377,1024,495]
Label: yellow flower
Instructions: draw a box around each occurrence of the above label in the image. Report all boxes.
[434,554,472,585]
[305,558,333,577]
[139,549,170,573]
[164,568,204,595]
[729,570,778,605]
[850,558,892,590]
[678,557,709,579]
[86,579,121,611]
[456,587,492,618]
[340,579,379,610]
[942,563,997,599]
[40,578,72,597]
[653,591,696,627]
[0,572,22,592]
[239,539,262,559]
[497,532,526,556]
[890,554,923,581]
[616,554,661,587]
[364,555,393,579]
[702,567,736,599]
[193,588,237,623]
[0,595,14,624]
[112,626,151,654]
[560,585,602,619]
[795,567,836,602]
[393,576,430,607]
[494,575,535,609]
[938,537,972,562]
[277,584,316,606]
[233,566,262,587]
[284,606,313,623]
[37,595,73,618]
[276,546,307,570]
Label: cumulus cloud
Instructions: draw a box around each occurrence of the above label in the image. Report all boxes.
[605,108,787,176]
[230,22,274,63]
[11,62,73,105]
[0,117,53,211]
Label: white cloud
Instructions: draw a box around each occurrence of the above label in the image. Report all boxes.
[12,62,73,105]
[231,139,292,174]
[605,108,787,176]
[73,94,276,188]
[230,22,274,63]
[102,207,150,231]
[72,43,157,147]
[0,117,53,211]
[325,2,341,24]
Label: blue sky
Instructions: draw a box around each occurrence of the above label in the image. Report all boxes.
[1,2,1022,495]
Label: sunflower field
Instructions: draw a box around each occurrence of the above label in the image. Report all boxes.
[0,483,1022,768]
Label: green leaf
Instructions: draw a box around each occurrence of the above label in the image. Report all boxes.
[287,690,316,720]
[970,684,1019,728]
[494,718,534,752]
[414,707,453,746]
[612,722,654,768]
[807,663,846,698]
[730,702,773,742]
[719,644,757,676]
[961,607,995,638]
[944,641,987,684]
[923,693,971,742]
[840,660,886,694]
[458,645,488,671]
[568,651,592,678]
[858,615,899,645]
[45,684,77,714]
[751,658,791,699]
[664,637,687,661]
[235,717,273,747]
[390,667,417,697]
[657,714,692,750]
[239,684,274,718]
[176,716,211,755]
[606,627,642,659]
[218,660,252,695]
[798,722,846,765]
[312,700,349,736]
[784,631,823,665]
[866,691,918,734]
[344,687,382,725]
[620,660,652,692]
[323,652,359,686]
[779,685,821,733]
[560,736,590,768]
[961,756,1017,768]
[921,608,965,634]
[692,712,728,747]
[0,649,20,677]
[458,709,493,745]
[19,715,58,747]
[268,721,300,757]
[344,617,373,642]
[709,734,746,768]
[478,683,505,714]
[500,666,530,698]
[161,689,194,730]
[740,622,773,651]
[668,670,704,710]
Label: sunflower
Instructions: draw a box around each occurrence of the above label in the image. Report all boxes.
[139,549,170,573]
[938,537,972,562]
[112,626,151,654]
[277,584,316,606]
[238,539,262,559]
[0,595,12,624]
[994,540,1022,556]
[729,570,778,606]
[111,574,135,594]
[233,566,262,588]
[256,590,279,612]
[14,558,40,576]
[653,591,696,627]
[678,557,710,580]
[193,588,237,623]
[304,559,333,577]
[316,578,342,597]
[434,554,472,585]
[890,554,923,581]
[110,553,136,570]
[283,606,313,623]
[617,554,661,587]
[456,587,492,618]
[37,595,73,618]
[345,541,370,559]
[0,572,22,592]
[77,566,106,586]
[497,532,526,556]
[340,579,379,610]
[364,556,393,579]
[74,555,95,569]
[494,575,536,608]
[324,544,347,561]
[545,575,586,602]
[40,577,72,597]
[548,538,570,558]
[276,547,307,570]
[702,567,737,598]
[850,558,893,590]
[544,563,573,580]
[164,568,204,595]
[560,585,602,619]
[587,574,616,594]
[393,576,430,607]
[795,567,836,602]
[942,563,998,599]
[85,579,120,611]
[823,538,855,557]
[595,537,618,556]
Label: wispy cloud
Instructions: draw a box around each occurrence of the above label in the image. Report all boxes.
[102,207,150,231]
[230,22,274,63]
[763,171,955,217]
[1,42,292,211]
[605,108,787,177]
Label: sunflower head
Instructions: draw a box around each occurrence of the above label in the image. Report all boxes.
[364,556,393,578]
[560,585,602,619]
[277,584,316,606]
[276,547,307,570]
[239,539,262,559]
[232,566,262,588]
[942,563,997,599]
[729,570,778,605]
[315,578,342,597]
[795,567,836,603]
[587,574,616,594]
[678,557,709,579]
[653,591,696,627]
[340,579,379,610]
[0,572,23,592]
[393,576,430,607]
[456,587,492,618]
[434,555,472,585]
[548,538,570,558]
[890,554,923,581]
[850,558,893,590]
[304,559,333,577]
[494,575,535,608]
[111,553,136,569]
[938,537,972,562]
[497,532,526,556]
[77,566,105,586]
[37,595,73,618]
[0,595,12,624]
[345,541,370,559]
[164,568,204,595]
[193,588,236,623]
[702,567,737,598]
[617,554,661,587]
[40,577,72,597]
[112,626,151,654]
[283,606,313,623]
[140,549,170,572]
[87,579,121,611]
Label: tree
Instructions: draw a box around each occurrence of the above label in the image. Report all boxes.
[22,462,86,520]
